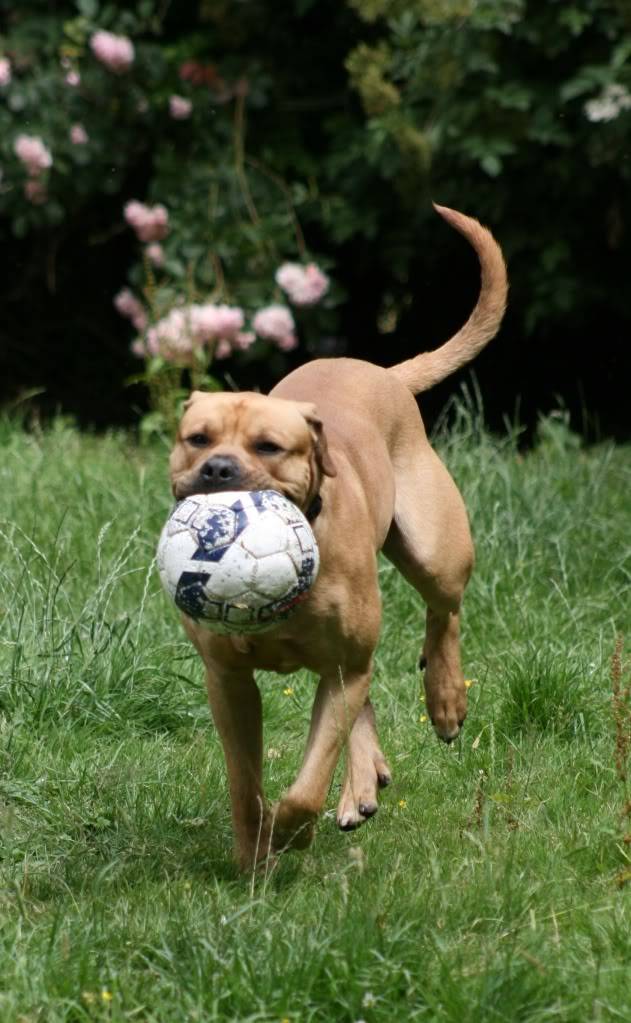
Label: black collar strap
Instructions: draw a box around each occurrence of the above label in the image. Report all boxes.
[306,494,322,523]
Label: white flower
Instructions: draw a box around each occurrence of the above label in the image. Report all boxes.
[584,83,631,123]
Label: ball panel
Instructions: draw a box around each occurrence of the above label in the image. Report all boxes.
[195,506,237,551]
[239,512,290,558]
[250,550,300,598]
[203,543,257,599]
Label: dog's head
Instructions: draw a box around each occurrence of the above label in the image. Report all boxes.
[169,390,336,509]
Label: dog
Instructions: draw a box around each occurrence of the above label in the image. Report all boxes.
[169,204,507,870]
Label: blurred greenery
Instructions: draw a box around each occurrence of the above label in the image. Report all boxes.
[1,0,631,431]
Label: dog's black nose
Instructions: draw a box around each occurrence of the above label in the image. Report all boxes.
[199,455,242,486]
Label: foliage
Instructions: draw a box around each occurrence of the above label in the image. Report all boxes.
[1,412,631,1019]
[0,1,339,431]
[343,0,631,331]
[1,1,631,430]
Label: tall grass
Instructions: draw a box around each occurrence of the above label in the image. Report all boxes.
[1,408,630,1022]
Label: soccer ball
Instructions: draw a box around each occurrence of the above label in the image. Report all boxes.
[157,490,320,634]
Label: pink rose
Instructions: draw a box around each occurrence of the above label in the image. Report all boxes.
[145,243,165,267]
[131,338,147,359]
[169,95,192,120]
[14,134,53,177]
[123,200,169,242]
[275,333,298,352]
[233,331,256,351]
[146,308,201,363]
[252,304,297,350]
[275,261,329,306]
[0,57,11,87]
[114,288,147,332]
[214,339,232,359]
[24,179,47,205]
[190,303,245,342]
[90,30,135,74]
[70,124,88,145]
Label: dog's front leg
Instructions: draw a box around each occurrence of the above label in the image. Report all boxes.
[272,665,371,851]
[203,662,270,871]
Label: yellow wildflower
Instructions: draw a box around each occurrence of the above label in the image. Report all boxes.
[464,678,476,688]
[283,687,294,697]
[398,799,407,809]
[419,714,428,724]
[101,990,113,1003]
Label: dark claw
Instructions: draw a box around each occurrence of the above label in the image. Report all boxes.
[338,819,359,832]
[442,734,456,745]
[419,655,427,671]
[458,718,466,728]
[359,802,378,819]
[377,772,392,789]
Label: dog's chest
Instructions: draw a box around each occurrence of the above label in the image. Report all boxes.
[229,632,308,674]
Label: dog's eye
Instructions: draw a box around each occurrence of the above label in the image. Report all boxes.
[255,440,284,455]
[187,433,209,448]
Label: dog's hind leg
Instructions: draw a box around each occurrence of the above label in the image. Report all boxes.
[383,446,474,741]
[336,699,392,830]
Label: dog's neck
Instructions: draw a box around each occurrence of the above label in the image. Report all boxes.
[305,493,322,523]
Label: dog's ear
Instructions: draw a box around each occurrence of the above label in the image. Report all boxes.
[298,403,336,478]
[183,390,206,412]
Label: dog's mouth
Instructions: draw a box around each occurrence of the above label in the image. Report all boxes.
[174,464,285,502]
[175,476,259,500]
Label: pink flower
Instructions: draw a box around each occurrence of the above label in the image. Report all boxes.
[114,288,147,332]
[0,57,11,87]
[123,200,169,242]
[252,304,297,350]
[131,338,147,359]
[145,243,165,267]
[24,179,47,205]
[190,303,244,342]
[233,330,256,351]
[169,95,192,120]
[14,134,53,177]
[215,339,232,359]
[276,333,298,352]
[65,69,80,87]
[146,307,201,363]
[70,123,88,145]
[275,262,329,306]
[90,30,135,73]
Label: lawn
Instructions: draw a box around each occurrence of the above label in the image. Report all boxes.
[0,407,630,1022]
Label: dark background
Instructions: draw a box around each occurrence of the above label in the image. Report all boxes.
[1,0,630,443]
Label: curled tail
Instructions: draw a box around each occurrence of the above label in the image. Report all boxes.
[389,204,508,395]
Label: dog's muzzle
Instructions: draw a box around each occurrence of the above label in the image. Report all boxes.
[194,454,244,493]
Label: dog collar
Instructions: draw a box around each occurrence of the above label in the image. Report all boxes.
[306,494,322,523]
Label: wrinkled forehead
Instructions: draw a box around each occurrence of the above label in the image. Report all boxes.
[179,392,309,440]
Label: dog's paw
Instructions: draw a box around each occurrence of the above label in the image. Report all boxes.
[336,750,391,831]
[270,798,317,852]
[426,684,467,742]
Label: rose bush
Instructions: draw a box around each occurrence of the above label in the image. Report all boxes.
[0,0,335,432]
[2,1,631,437]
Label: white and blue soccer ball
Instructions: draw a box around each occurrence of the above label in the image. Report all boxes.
[157,490,320,634]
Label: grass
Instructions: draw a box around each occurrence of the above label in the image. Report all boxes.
[1,406,630,1022]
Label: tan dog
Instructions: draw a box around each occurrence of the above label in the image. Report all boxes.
[169,204,507,870]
